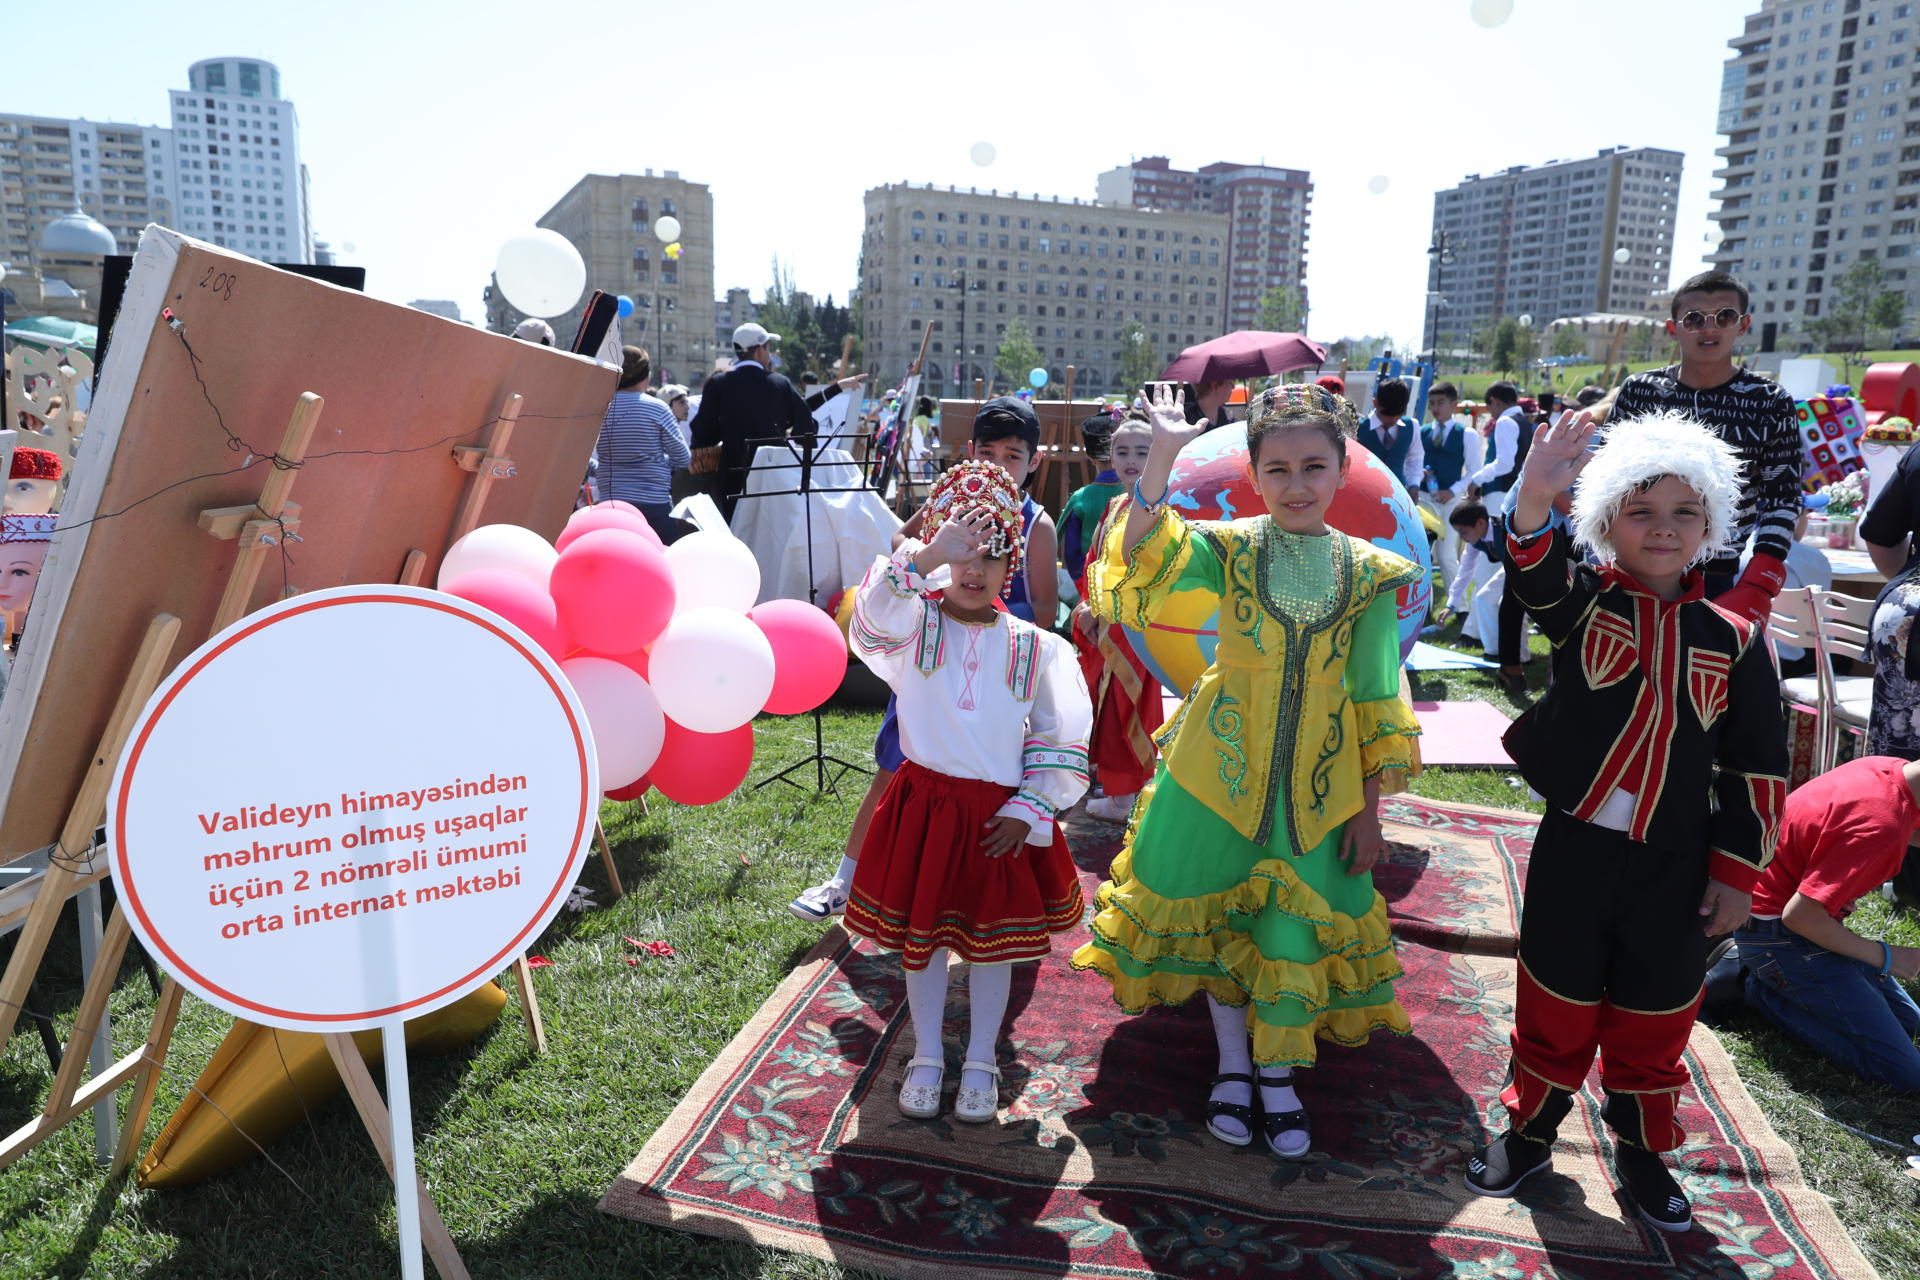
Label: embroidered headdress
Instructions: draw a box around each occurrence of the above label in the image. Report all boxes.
[1570,410,1744,568]
[922,459,1024,586]
[1247,382,1360,439]
[1,513,57,544]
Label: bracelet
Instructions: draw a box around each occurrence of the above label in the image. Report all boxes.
[1133,478,1170,512]
[1880,939,1895,977]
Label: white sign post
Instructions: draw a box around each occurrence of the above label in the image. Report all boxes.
[109,586,598,1278]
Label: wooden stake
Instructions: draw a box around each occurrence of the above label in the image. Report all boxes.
[201,393,324,633]
[398,550,428,587]
[449,394,523,546]
[594,822,624,899]
[510,959,547,1055]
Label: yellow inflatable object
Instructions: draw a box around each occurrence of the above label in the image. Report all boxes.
[138,980,508,1188]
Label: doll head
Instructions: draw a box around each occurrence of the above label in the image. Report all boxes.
[1,513,55,623]
[6,447,62,516]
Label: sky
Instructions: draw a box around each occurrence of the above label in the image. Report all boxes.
[13,0,1754,365]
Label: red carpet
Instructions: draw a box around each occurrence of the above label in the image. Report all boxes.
[601,796,1877,1279]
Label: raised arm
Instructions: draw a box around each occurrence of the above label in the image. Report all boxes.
[1122,382,1206,553]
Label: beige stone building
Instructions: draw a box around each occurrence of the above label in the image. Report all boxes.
[859,183,1231,398]
[489,171,717,386]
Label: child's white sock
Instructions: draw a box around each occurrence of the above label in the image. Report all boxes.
[835,854,859,886]
[1205,994,1254,1141]
[902,949,950,1091]
[963,962,1013,1093]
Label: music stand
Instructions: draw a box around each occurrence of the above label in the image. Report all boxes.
[729,424,878,797]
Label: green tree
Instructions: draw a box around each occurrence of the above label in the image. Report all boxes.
[1256,285,1305,333]
[1486,318,1524,376]
[1551,324,1586,359]
[994,317,1044,392]
[1115,320,1159,390]
[753,254,861,384]
[1807,256,1904,378]
[1868,288,1907,352]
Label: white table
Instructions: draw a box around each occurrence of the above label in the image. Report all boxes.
[731,445,903,605]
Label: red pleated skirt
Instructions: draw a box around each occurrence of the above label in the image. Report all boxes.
[844,761,1085,970]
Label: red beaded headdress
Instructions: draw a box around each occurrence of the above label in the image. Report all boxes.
[922,459,1024,585]
[9,447,62,481]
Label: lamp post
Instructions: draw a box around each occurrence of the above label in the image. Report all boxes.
[1425,231,1455,370]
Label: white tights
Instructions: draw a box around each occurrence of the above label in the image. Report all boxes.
[902,950,1012,1094]
[1204,994,1302,1142]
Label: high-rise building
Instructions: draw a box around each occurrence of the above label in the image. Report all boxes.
[1,55,314,278]
[1709,0,1920,350]
[1423,146,1682,355]
[715,286,756,355]
[410,299,463,323]
[859,182,1229,397]
[1098,157,1313,332]
[491,171,717,386]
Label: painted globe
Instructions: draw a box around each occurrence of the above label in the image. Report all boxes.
[1121,427,1431,695]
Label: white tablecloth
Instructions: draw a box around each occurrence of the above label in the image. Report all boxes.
[731,445,902,605]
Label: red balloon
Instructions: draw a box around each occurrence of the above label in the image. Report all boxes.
[557,503,661,553]
[605,775,651,801]
[650,720,754,805]
[443,569,568,663]
[749,599,849,715]
[548,528,676,655]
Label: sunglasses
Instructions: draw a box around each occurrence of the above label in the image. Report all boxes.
[1675,307,1747,332]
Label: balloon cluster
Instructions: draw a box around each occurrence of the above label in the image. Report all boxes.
[436,511,846,806]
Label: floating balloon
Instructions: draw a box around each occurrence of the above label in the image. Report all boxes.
[556,503,661,553]
[664,242,683,261]
[561,658,665,790]
[664,529,760,613]
[549,528,676,655]
[749,599,848,715]
[1518,314,1533,328]
[654,215,681,244]
[1613,247,1632,265]
[438,523,558,590]
[1028,367,1048,389]
[970,141,997,167]
[493,229,586,319]
[617,295,636,318]
[650,720,754,806]
[649,607,776,733]
[605,775,651,802]
[441,569,568,663]
[1470,0,1514,28]
[1367,175,1389,195]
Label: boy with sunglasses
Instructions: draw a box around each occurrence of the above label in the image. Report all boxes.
[1606,271,1800,624]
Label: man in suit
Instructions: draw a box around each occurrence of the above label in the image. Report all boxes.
[689,322,817,520]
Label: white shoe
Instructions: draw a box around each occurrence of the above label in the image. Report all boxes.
[898,1055,945,1119]
[954,1059,1001,1123]
[788,877,848,922]
[1084,793,1137,824]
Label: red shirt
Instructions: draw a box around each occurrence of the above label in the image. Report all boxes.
[1751,757,1920,917]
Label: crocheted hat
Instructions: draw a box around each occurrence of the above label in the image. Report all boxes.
[9,447,62,481]
[1570,410,1743,568]
[922,459,1023,586]
[1,513,57,544]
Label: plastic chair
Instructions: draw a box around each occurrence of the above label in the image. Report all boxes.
[1767,586,1823,712]
[1810,588,1876,772]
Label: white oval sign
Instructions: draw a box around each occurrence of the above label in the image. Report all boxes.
[109,586,598,1031]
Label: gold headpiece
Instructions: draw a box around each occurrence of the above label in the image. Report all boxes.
[923,459,1024,584]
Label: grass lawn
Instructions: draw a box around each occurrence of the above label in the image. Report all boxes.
[5,649,1920,1277]
[1436,349,1920,403]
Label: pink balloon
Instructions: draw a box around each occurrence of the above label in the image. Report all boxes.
[443,569,567,663]
[557,504,660,553]
[605,774,650,801]
[561,657,666,790]
[750,599,849,715]
[651,720,754,805]
[548,528,676,655]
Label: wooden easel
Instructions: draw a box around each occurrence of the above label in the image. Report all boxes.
[1029,366,1098,518]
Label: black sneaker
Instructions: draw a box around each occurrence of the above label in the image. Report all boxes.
[1615,1143,1692,1232]
[1465,1131,1552,1196]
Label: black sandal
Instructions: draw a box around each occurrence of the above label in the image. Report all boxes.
[1256,1071,1311,1158]
[1205,1071,1255,1147]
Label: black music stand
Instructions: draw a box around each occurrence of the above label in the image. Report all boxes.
[730,424,879,797]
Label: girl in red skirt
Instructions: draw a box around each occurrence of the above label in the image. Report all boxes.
[845,459,1093,1122]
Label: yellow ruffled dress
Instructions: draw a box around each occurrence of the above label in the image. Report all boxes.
[1070,508,1423,1067]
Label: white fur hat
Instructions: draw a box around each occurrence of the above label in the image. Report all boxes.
[1569,410,1745,568]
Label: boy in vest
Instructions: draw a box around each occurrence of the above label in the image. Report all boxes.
[1356,378,1423,494]
[1420,382,1480,587]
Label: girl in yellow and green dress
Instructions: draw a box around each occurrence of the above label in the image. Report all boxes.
[1071,381,1422,1159]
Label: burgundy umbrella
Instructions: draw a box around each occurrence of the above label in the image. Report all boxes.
[1161,330,1327,382]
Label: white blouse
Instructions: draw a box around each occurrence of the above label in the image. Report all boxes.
[851,542,1093,845]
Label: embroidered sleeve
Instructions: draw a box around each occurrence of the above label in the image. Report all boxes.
[1347,590,1421,783]
[995,632,1093,845]
[849,541,940,685]
[1706,626,1791,892]
[1086,505,1226,629]
[1504,524,1600,648]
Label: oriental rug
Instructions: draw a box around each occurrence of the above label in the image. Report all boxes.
[600,796,1878,1280]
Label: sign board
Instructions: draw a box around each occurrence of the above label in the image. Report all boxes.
[109,586,597,1031]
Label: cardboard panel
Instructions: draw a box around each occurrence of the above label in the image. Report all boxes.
[0,229,615,861]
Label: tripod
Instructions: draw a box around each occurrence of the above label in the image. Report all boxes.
[729,427,877,797]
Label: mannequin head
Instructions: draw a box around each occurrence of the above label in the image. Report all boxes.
[1,513,55,626]
[6,447,63,516]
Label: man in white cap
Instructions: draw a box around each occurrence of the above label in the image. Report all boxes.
[511,317,556,346]
[689,322,817,520]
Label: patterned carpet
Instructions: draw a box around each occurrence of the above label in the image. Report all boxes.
[600,795,1879,1279]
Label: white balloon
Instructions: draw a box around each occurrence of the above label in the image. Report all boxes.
[649,608,775,733]
[560,658,665,788]
[970,141,997,167]
[1614,247,1632,265]
[1367,175,1389,195]
[1470,0,1514,28]
[654,215,681,244]
[494,229,585,319]
[664,529,761,613]
[437,523,558,589]
[1518,314,1533,328]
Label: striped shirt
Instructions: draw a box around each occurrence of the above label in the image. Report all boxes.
[1607,364,1801,572]
[593,390,692,506]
